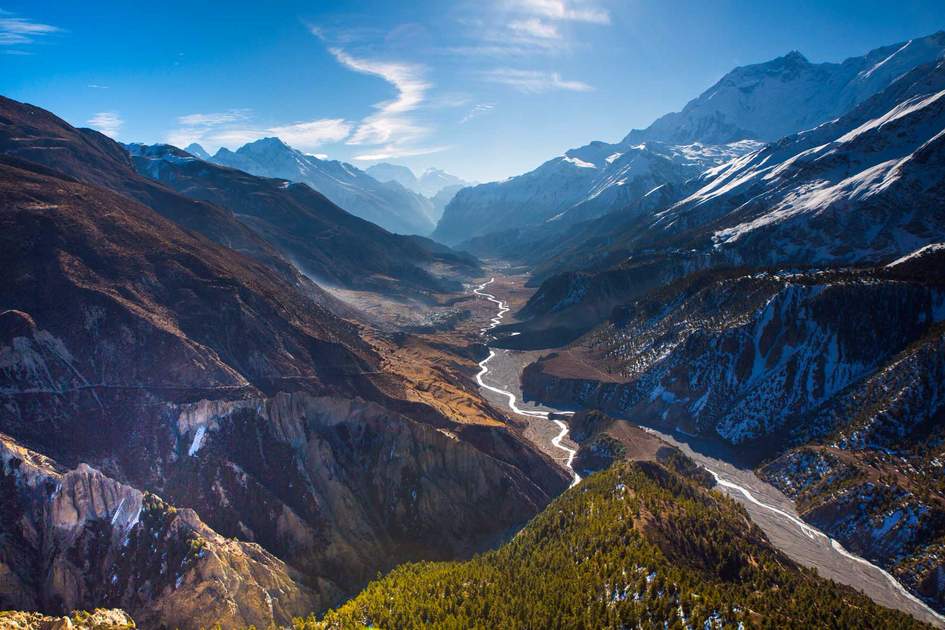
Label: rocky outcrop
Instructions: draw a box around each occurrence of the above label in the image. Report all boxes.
[0,433,315,629]
[0,609,135,629]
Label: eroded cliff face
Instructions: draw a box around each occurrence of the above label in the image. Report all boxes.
[0,434,314,629]
[160,391,563,611]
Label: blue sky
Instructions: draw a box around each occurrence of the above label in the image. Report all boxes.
[3,1,945,182]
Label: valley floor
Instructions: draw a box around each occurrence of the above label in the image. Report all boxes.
[473,271,945,628]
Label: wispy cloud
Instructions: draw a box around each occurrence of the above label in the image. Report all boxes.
[267,119,352,148]
[0,12,62,47]
[452,0,610,57]
[166,109,350,153]
[511,0,610,25]
[87,112,123,139]
[508,18,560,41]
[460,103,496,124]
[481,68,592,93]
[352,145,448,161]
[313,29,447,161]
[328,47,430,146]
[176,110,250,126]
[87,84,109,89]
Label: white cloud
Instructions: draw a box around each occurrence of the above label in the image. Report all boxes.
[0,13,62,46]
[508,18,560,40]
[86,84,109,89]
[166,110,351,153]
[352,145,448,161]
[481,68,592,93]
[176,110,250,126]
[453,0,610,57]
[460,103,496,124]
[328,47,431,147]
[267,119,352,148]
[511,0,610,24]
[87,112,123,138]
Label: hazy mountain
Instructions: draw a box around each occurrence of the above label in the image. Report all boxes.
[210,138,437,235]
[365,162,419,191]
[367,162,471,198]
[126,142,479,295]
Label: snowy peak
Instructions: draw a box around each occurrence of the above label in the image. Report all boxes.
[625,31,945,146]
[184,142,210,160]
[208,139,436,235]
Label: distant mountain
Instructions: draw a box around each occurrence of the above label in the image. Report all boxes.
[367,162,471,198]
[436,31,945,248]
[126,143,479,295]
[418,167,469,197]
[210,138,436,235]
[365,162,418,191]
[184,142,210,159]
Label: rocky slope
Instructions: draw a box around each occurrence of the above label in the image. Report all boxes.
[309,458,929,628]
[126,143,478,295]
[0,97,297,286]
[0,609,135,629]
[211,138,436,235]
[0,433,312,629]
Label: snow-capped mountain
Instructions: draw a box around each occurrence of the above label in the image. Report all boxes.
[209,138,436,235]
[433,139,760,244]
[628,31,945,145]
[184,142,211,160]
[657,56,945,267]
[417,167,470,197]
[435,31,945,247]
[367,163,470,198]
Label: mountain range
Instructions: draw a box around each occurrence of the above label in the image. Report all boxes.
[435,31,945,249]
[201,138,438,235]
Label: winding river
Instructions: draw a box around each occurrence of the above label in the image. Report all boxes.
[473,278,580,486]
[472,275,945,627]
